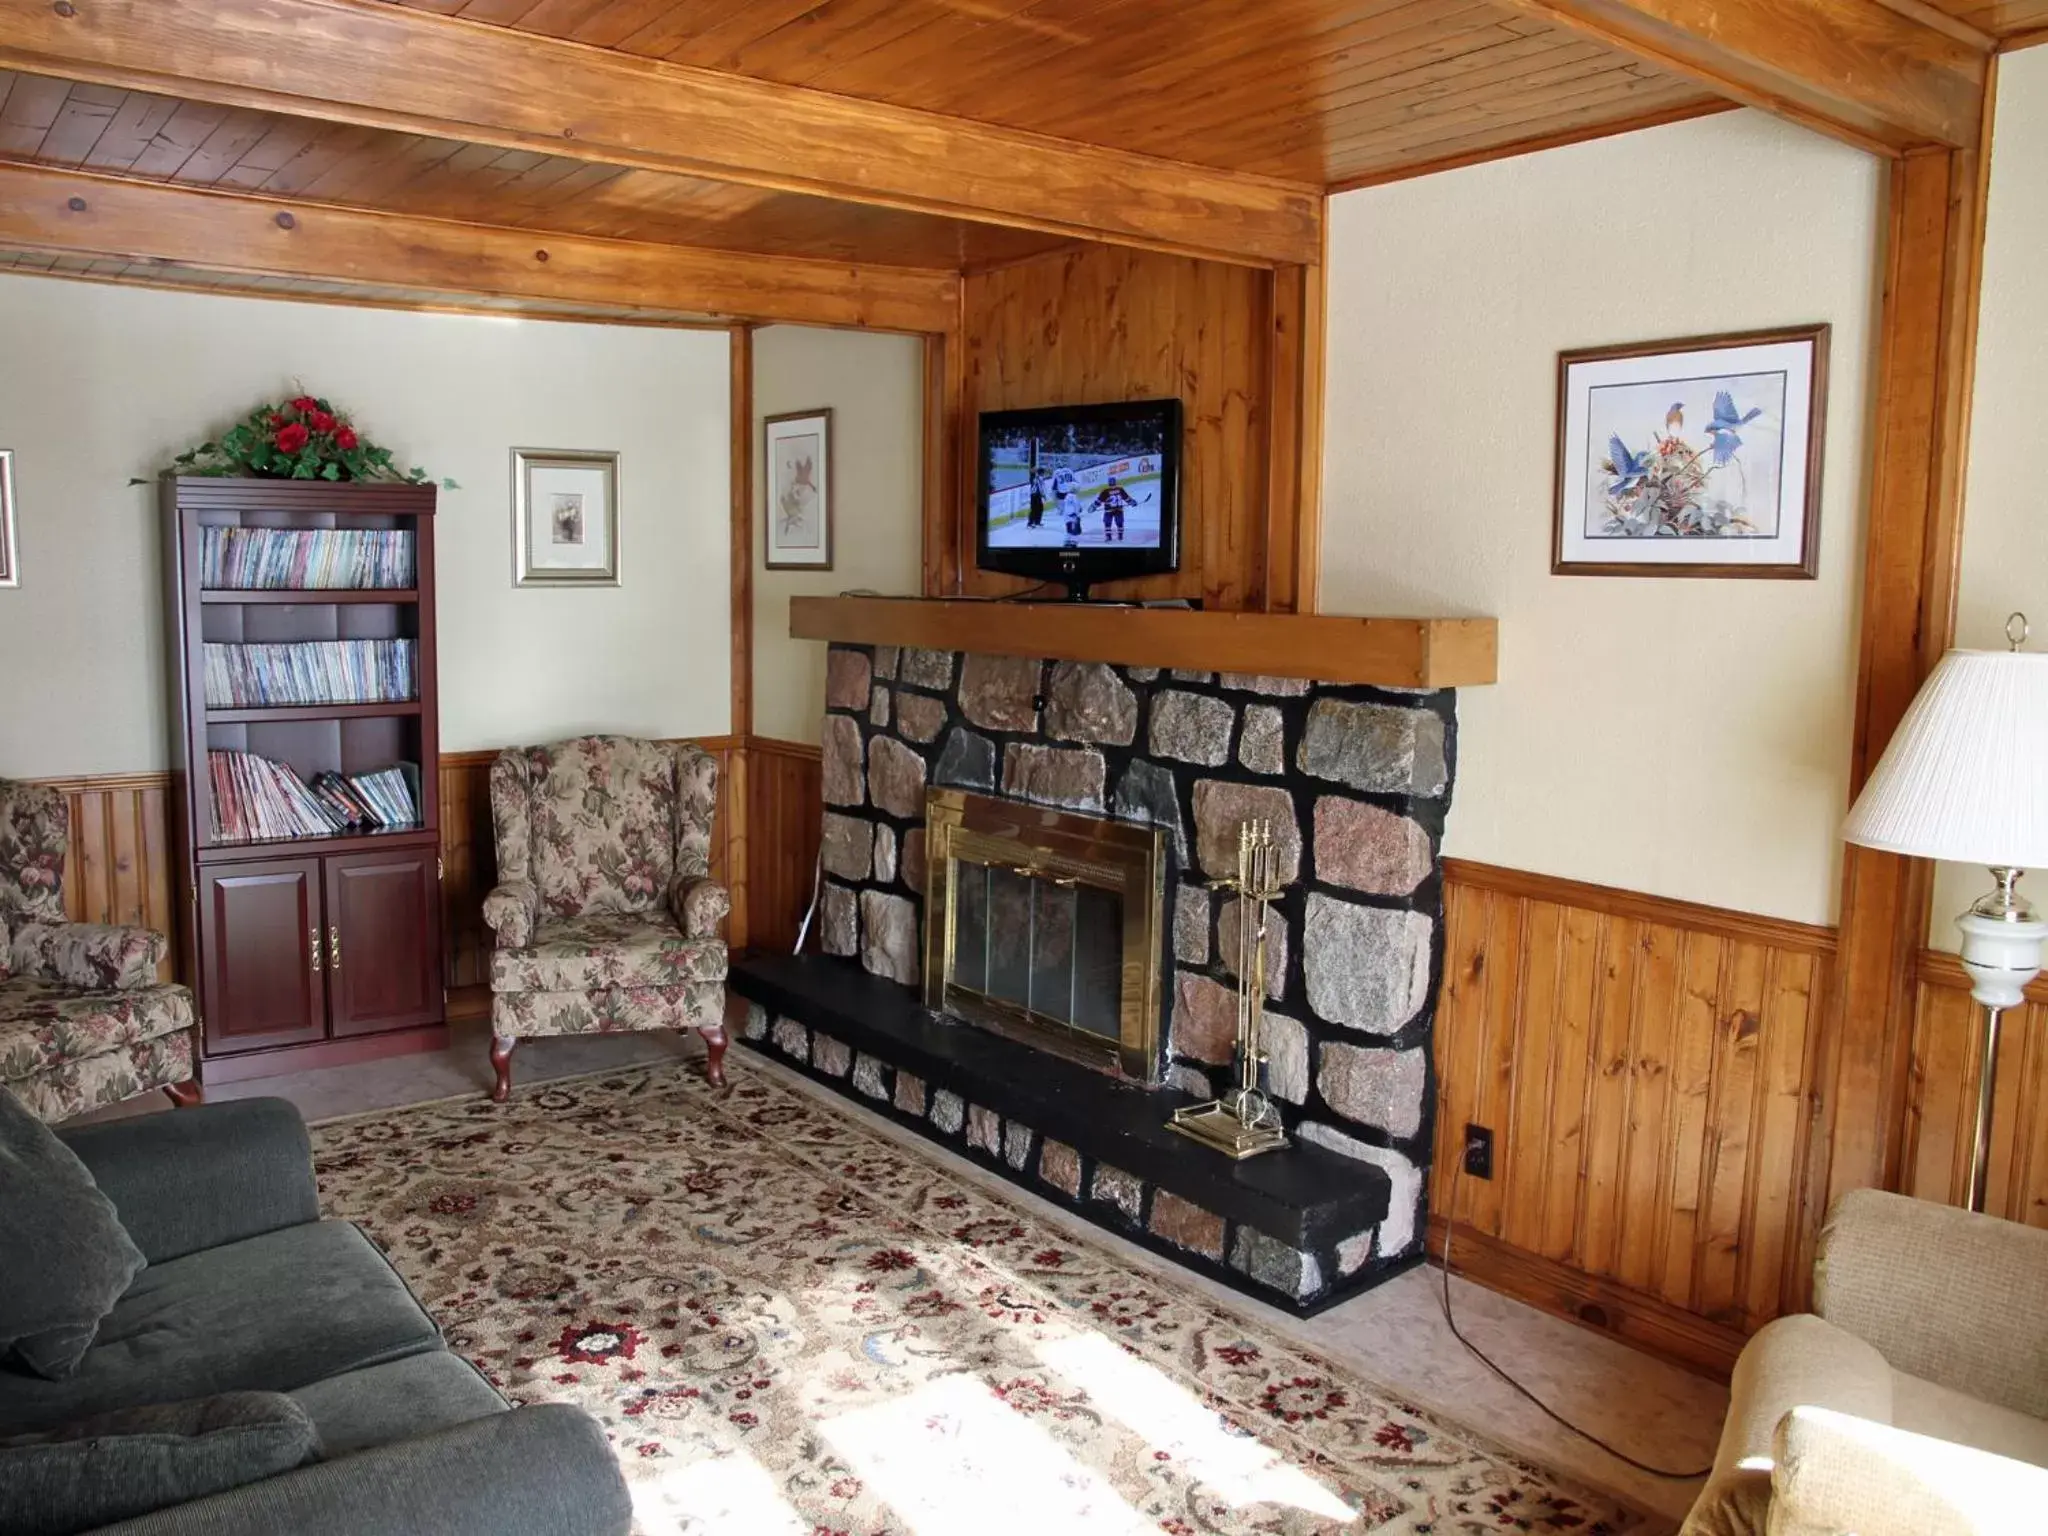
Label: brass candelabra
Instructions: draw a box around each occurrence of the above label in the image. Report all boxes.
[1169,819,1290,1159]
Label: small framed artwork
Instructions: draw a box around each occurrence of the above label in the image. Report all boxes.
[764,409,832,570]
[513,448,620,586]
[0,449,15,588]
[1553,324,1829,578]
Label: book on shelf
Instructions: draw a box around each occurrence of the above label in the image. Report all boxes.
[208,752,422,843]
[202,639,416,708]
[201,527,415,591]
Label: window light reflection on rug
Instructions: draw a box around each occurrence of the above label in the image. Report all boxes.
[824,1373,1155,1535]
[1843,613,2048,1212]
[1036,1332,1352,1520]
[628,1448,809,1536]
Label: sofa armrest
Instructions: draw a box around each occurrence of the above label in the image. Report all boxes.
[59,1099,319,1264]
[669,875,729,939]
[1768,1405,2048,1536]
[11,920,167,991]
[86,1405,630,1536]
[1815,1188,2048,1418]
[482,881,538,951]
[1681,1312,1893,1536]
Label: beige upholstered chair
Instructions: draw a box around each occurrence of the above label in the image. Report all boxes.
[1684,1188,2048,1536]
[481,736,730,1101]
[0,777,201,1121]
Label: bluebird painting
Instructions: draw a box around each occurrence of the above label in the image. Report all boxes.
[1583,368,1788,540]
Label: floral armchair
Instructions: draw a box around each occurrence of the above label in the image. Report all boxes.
[482,736,730,1100]
[0,778,201,1121]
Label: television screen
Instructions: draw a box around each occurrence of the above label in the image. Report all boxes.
[983,415,1170,552]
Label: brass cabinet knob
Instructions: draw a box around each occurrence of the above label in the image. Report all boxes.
[310,928,322,973]
[328,926,342,970]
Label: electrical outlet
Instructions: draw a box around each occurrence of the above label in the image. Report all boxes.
[1463,1123,1494,1180]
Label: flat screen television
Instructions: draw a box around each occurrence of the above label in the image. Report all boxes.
[975,398,1183,599]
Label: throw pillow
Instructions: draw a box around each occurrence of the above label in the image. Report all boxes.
[0,1391,322,1536]
[0,1087,146,1379]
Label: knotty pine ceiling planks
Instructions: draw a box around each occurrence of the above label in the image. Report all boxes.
[385,0,1729,186]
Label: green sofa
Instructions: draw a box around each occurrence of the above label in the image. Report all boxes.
[0,1098,631,1535]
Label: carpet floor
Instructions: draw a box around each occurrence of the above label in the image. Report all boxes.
[311,1062,1647,1535]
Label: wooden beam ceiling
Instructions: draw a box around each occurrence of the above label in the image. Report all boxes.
[0,0,1321,267]
[1491,0,1992,151]
[0,162,962,332]
[0,70,1067,273]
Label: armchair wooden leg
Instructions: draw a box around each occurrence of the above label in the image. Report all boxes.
[490,1035,517,1102]
[162,1079,204,1108]
[696,1023,729,1088]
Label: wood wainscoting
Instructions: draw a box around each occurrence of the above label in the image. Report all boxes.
[1902,950,2048,1228]
[1433,860,1838,1378]
[39,770,178,982]
[744,737,823,956]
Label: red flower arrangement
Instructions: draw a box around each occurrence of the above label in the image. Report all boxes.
[154,390,451,485]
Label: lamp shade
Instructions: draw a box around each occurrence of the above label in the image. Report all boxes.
[1844,649,2048,868]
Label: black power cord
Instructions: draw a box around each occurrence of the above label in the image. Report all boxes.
[1436,1150,1715,1481]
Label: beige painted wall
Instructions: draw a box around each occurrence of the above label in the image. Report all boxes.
[0,276,731,778]
[751,324,924,744]
[1321,109,1883,926]
[1930,49,2048,945]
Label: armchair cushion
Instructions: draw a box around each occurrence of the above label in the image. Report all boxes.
[1816,1188,2048,1418]
[0,1087,146,1382]
[10,923,166,992]
[670,875,730,939]
[0,978,196,1091]
[1770,1405,2048,1536]
[0,780,67,927]
[480,881,538,952]
[490,913,725,993]
[0,1391,321,1536]
[518,736,681,920]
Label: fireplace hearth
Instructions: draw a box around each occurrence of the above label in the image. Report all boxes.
[747,642,1459,1308]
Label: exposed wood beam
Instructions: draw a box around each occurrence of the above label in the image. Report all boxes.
[1807,75,1995,1295]
[0,163,960,332]
[0,0,1320,267]
[1493,0,1991,152]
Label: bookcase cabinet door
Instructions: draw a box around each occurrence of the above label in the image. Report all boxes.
[324,849,442,1037]
[199,858,327,1053]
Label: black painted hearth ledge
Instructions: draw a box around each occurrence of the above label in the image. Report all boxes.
[731,952,1413,1317]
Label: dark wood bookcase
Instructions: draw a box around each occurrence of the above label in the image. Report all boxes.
[162,477,446,1082]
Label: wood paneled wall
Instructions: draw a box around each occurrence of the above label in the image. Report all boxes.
[942,243,1311,611]
[745,737,822,956]
[43,770,178,982]
[1902,951,2048,1228]
[1432,860,1837,1376]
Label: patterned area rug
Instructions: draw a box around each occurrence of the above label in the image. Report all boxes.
[311,1063,1646,1535]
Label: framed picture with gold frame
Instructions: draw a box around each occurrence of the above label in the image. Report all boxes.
[1553,324,1829,578]
[513,448,619,586]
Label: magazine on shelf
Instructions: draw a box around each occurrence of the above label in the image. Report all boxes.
[200,527,415,591]
[208,752,422,843]
[202,639,416,708]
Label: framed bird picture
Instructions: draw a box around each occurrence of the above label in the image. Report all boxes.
[763,408,832,570]
[1553,324,1829,578]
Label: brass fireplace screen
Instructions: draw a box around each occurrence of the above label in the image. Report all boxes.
[922,787,1166,1083]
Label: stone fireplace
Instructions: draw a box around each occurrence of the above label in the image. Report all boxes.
[780,641,1458,1306]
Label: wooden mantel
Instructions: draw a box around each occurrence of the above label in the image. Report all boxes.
[788,597,1497,688]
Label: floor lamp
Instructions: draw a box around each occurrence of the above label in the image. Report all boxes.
[1843,615,2048,1213]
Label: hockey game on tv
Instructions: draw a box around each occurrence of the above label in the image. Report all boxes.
[983,416,1169,552]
